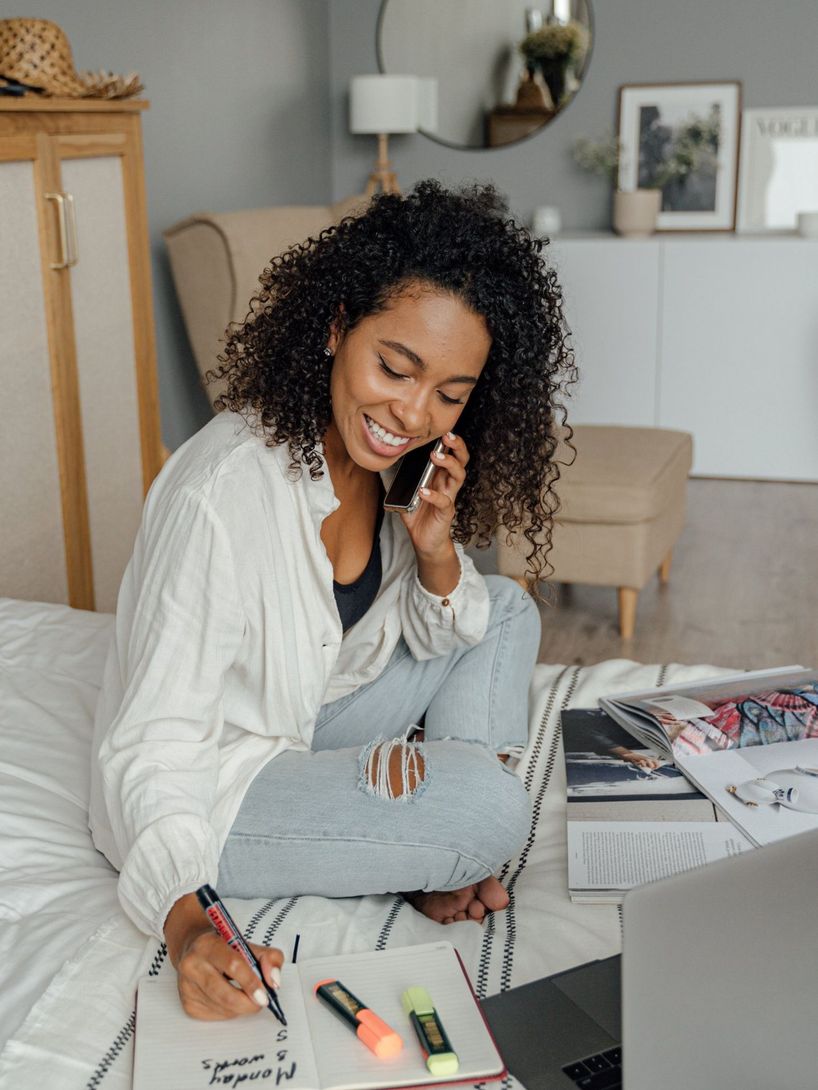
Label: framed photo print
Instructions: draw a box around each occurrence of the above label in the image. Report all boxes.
[617,81,742,231]
[737,107,818,232]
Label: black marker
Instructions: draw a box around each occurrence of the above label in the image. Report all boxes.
[196,884,286,1025]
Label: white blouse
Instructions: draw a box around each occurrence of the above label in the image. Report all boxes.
[89,410,490,938]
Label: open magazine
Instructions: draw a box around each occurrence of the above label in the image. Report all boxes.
[561,708,741,902]
[599,666,818,846]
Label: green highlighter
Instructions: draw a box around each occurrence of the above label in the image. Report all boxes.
[401,986,459,1077]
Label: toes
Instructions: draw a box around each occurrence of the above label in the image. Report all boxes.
[455,885,478,910]
[467,899,486,921]
[476,877,509,912]
[406,885,494,926]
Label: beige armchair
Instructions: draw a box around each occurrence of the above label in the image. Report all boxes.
[164,196,365,404]
[497,425,693,639]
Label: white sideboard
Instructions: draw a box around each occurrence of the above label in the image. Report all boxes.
[549,234,818,481]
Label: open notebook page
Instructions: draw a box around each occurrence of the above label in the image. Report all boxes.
[300,941,504,1090]
[133,969,319,1090]
[133,942,503,1090]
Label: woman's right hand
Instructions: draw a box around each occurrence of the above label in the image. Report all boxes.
[163,891,284,1021]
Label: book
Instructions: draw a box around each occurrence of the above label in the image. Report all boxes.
[598,667,818,847]
[566,821,753,903]
[132,941,505,1090]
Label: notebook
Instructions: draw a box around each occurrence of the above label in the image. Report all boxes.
[132,940,505,1090]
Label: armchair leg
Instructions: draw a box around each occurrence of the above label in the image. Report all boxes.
[617,587,638,640]
[658,549,673,585]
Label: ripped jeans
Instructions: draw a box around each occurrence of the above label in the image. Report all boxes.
[217,575,539,900]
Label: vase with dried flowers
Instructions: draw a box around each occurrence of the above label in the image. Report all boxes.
[572,111,722,236]
[570,133,657,236]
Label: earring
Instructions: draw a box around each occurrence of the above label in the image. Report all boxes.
[323,347,333,358]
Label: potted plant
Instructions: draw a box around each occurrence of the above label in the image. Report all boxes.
[572,111,722,236]
[571,134,660,237]
[519,22,589,110]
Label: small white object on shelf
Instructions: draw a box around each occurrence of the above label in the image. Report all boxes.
[532,204,562,237]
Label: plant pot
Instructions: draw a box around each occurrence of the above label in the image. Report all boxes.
[612,189,661,237]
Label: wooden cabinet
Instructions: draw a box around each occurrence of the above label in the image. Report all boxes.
[0,99,163,612]
[550,234,818,481]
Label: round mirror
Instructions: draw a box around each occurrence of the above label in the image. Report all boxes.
[376,1,594,150]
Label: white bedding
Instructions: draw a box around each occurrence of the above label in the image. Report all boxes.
[0,596,729,1089]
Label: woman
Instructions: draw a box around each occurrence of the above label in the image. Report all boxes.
[89,180,575,1020]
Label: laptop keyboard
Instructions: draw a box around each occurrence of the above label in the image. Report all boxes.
[562,1046,622,1088]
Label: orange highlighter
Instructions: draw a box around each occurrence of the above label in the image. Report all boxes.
[314,979,403,1059]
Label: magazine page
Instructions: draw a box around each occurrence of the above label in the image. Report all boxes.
[597,698,674,757]
[607,667,817,762]
[678,738,818,847]
[566,821,753,895]
[562,709,704,805]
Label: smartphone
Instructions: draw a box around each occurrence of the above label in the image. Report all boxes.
[383,438,447,514]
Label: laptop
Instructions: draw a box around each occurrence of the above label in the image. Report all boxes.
[481,828,818,1089]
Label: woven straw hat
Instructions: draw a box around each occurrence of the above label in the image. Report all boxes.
[0,18,142,98]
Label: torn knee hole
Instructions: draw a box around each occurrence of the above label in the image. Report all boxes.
[361,738,428,800]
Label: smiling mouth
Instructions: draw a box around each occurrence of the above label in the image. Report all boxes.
[363,413,415,448]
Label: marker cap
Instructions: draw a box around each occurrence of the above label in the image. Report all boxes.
[357,1009,403,1058]
[402,985,434,1016]
[427,1051,460,1077]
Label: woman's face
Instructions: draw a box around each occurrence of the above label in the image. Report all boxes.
[327,285,491,471]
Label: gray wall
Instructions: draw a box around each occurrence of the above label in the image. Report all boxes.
[329,0,818,228]
[34,0,332,450]
[34,0,818,447]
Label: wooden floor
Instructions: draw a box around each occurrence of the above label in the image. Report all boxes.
[471,478,818,672]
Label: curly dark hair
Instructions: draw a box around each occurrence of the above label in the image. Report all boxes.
[207,179,576,583]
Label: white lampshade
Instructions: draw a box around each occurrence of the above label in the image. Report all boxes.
[416,77,439,133]
[349,75,419,134]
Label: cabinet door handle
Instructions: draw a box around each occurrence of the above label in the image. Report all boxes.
[63,192,79,267]
[45,191,79,269]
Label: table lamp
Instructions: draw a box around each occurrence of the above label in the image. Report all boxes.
[350,74,437,197]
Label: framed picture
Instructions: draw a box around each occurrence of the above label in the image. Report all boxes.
[737,107,818,232]
[617,81,742,232]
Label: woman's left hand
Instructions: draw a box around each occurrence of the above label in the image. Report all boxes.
[400,432,468,560]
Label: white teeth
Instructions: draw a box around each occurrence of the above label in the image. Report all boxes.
[365,415,410,447]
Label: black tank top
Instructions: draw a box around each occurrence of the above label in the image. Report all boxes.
[332,504,385,632]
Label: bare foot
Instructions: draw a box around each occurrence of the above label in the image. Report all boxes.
[404,876,509,925]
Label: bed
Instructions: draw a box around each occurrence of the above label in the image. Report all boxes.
[0,593,731,1089]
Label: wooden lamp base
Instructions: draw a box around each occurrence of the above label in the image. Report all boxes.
[364,132,401,197]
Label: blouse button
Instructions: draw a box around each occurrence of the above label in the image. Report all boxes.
[441,598,450,607]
